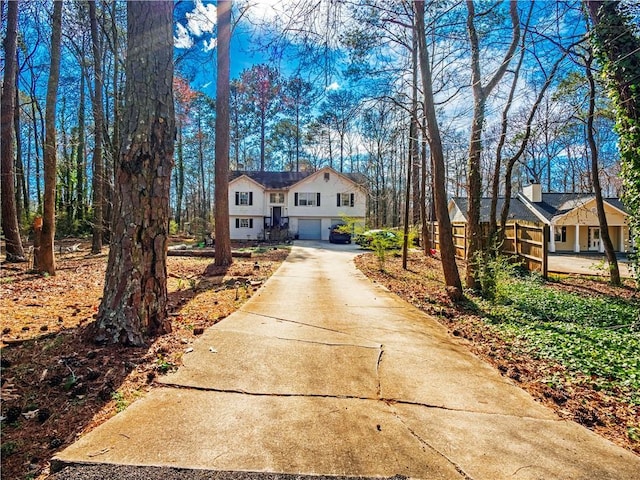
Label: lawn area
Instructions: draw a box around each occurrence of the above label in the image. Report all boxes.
[355,250,640,455]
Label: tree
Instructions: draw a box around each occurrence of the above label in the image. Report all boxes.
[320,90,360,173]
[36,0,63,275]
[585,46,620,285]
[414,0,462,299]
[1,0,26,262]
[89,0,105,254]
[214,0,233,267]
[465,0,520,289]
[94,1,175,345]
[586,0,640,275]
[240,64,282,171]
[282,76,314,171]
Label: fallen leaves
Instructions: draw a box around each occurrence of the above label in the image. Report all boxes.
[0,241,289,480]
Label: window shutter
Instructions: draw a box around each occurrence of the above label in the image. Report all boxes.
[249,218,253,228]
[235,192,239,205]
[235,218,239,228]
[249,192,253,205]
[294,193,299,206]
[317,193,321,207]
[350,193,354,207]
[337,194,341,207]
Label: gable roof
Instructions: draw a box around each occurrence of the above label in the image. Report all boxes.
[451,197,541,223]
[229,168,368,190]
[520,193,628,222]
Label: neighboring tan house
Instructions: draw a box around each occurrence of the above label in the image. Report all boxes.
[449,184,630,253]
[229,167,367,241]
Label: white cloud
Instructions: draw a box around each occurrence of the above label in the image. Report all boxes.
[325,82,340,91]
[203,38,217,52]
[174,22,194,49]
[186,0,217,37]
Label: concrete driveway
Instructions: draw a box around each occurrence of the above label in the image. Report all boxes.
[53,242,639,479]
[549,252,633,278]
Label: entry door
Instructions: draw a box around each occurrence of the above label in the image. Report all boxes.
[272,206,282,228]
[589,227,601,251]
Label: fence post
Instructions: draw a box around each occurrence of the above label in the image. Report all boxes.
[542,224,549,279]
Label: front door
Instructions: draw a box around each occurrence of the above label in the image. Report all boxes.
[272,206,282,228]
[588,227,601,251]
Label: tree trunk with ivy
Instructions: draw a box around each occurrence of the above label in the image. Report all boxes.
[94,1,175,345]
[586,0,640,277]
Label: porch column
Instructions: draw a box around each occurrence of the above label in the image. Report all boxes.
[620,226,626,252]
[549,223,556,253]
[574,224,580,252]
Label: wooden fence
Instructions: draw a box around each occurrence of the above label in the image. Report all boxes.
[428,221,549,277]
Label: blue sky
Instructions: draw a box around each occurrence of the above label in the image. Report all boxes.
[173,0,344,97]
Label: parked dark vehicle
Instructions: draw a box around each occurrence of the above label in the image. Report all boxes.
[354,229,401,249]
[329,225,352,244]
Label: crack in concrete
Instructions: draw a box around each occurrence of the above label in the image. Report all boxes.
[273,336,380,350]
[376,347,385,398]
[238,311,377,344]
[158,382,561,423]
[390,408,474,480]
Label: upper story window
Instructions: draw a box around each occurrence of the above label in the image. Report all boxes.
[235,191,253,206]
[337,193,355,207]
[295,192,320,207]
[270,192,285,204]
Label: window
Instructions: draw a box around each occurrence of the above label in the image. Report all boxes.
[235,218,254,228]
[337,193,355,207]
[294,192,321,207]
[235,191,253,206]
[554,226,566,242]
[270,192,284,204]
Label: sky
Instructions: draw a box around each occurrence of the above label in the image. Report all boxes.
[173,0,346,97]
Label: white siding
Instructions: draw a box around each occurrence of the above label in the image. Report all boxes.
[288,169,366,240]
[230,216,262,241]
[228,168,366,241]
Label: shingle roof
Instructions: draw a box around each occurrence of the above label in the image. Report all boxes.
[451,197,542,223]
[230,169,368,189]
[524,193,628,221]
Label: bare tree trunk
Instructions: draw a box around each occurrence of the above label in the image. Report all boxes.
[175,119,184,229]
[36,0,63,275]
[585,50,620,285]
[214,0,233,267]
[89,0,105,254]
[15,66,29,223]
[465,0,520,289]
[76,68,86,222]
[95,0,175,345]
[414,0,462,298]
[1,0,26,262]
[489,3,532,240]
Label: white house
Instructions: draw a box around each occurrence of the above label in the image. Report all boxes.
[228,167,367,241]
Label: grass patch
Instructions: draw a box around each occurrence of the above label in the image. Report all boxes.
[480,276,640,404]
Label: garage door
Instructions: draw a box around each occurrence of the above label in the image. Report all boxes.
[298,219,322,240]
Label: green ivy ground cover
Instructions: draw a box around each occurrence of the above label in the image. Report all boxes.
[481,277,640,404]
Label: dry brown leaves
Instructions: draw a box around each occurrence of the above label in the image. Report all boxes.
[0,241,288,480]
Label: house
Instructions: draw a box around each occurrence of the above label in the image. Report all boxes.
[448,184,630,253]
[228,167,367,241]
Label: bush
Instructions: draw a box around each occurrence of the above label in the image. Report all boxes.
[474,249,520,302]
